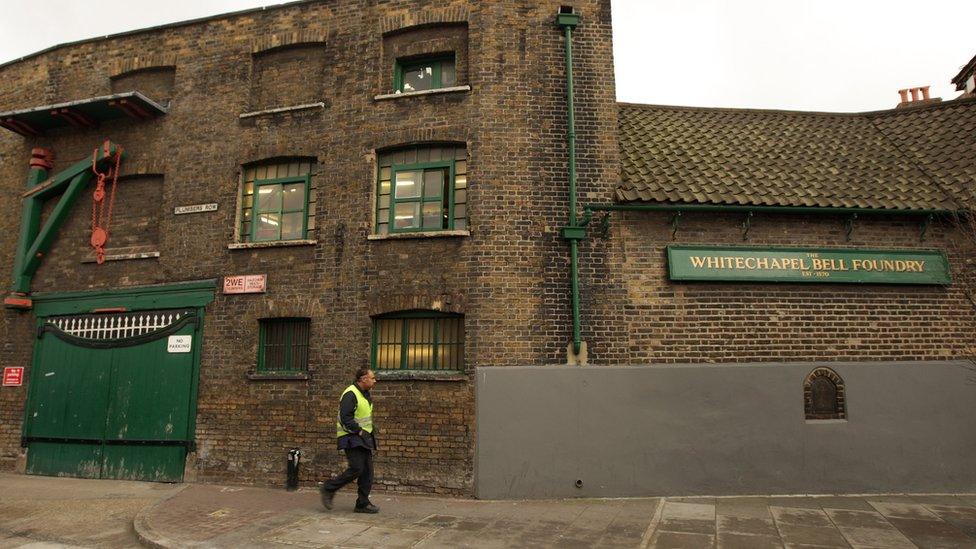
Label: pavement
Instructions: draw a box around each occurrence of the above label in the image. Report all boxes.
[3,473,976,548]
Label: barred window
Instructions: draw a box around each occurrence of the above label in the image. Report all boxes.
[258,318,310,372]
[372,312,463,371]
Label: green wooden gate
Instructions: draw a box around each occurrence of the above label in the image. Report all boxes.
[22,308,203,482]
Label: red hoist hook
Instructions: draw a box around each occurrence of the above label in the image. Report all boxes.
[90,141,123,264]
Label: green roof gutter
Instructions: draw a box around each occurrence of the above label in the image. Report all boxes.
[581,203,961,219]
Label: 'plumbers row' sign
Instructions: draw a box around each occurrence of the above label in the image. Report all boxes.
[667,245,950,284]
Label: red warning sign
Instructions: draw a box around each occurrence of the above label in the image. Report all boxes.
[2,367,24,387]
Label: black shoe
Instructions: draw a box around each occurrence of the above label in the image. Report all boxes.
[320,487,335,510]
[354,503,379,514]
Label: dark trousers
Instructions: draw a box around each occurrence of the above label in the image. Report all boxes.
[323,447,373,507]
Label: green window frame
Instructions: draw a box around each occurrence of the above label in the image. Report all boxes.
[375,145,468,235]
[394,54,457,93]
[240,159,316,243]
[251,175,310,242]
[372,312,464,371]
[257,317,310,373]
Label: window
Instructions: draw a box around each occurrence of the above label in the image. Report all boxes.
[375,145,467,234]
[372,312,464,371]
[258,318,310,373]
[395,55,456,93]
[240,159,316,243]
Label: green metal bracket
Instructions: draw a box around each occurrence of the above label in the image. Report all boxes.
[741,211,754,241]
[561,226,587,241]
[556,7,580,28]
[670,211,682,239]
[599,213,611,239]
[920,214,934,242]
[845,213,858,242]
[5,141,124,309]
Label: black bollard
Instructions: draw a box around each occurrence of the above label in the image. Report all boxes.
[286,448,301,491]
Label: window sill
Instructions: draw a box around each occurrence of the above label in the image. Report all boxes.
[804,418,848,424]
[368,230,469,241]
[374,85,471,101]
[247,371,310,381]
[239,102,326,118]
[228,240,317,250]
[375,370,467,382]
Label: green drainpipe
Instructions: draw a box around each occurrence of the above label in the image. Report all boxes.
[557,7,585,358]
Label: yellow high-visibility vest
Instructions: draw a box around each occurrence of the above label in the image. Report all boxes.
[336,384,373,438]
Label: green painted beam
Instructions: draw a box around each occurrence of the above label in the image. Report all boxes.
[30,143,122,201]
[19,172,91,288]
[11,166,49,294]
[8,141,124,302]
[32,279,218,317]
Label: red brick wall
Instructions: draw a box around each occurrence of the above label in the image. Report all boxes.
[581,212,975,364]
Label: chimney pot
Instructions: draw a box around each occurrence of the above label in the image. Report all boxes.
[910,88,920,101]
[898,89,909,102]
[921,85,930,100]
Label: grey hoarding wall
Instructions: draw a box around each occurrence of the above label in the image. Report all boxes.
[475,361,976,499]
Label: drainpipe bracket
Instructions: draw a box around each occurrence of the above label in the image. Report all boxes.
[556,13,580,28]
[561,226,587,241]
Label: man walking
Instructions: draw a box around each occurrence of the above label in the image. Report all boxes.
[321,368,379,513]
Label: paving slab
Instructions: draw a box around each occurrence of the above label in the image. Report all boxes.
[717,531,784,549]
[651,530,715,548]
[925,505,976,538]
[716,497,774,519]
[775,523,850,547]
[809,497,876,511]
[886,516,976,549]
[869,501,941,521]
[658,501,716,535]
[766,497,825,510]
[825,509,915,549]
[717,514,779,537]
[770,507,834,528]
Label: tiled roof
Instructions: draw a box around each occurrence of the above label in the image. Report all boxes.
[617,99,976,211]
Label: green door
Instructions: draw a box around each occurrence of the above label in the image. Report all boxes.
[23,309,200,482]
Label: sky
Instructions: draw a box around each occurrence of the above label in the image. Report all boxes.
[0,0,973,113]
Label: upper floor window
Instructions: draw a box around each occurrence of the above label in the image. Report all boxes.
[396,55,456,93]
[240,159,316,243]
[375,145,467,235]
[381,23,467,94]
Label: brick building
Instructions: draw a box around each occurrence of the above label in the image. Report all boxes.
[0,0,974,498]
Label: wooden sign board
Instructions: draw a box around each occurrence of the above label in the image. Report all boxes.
[667,245,950,285]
